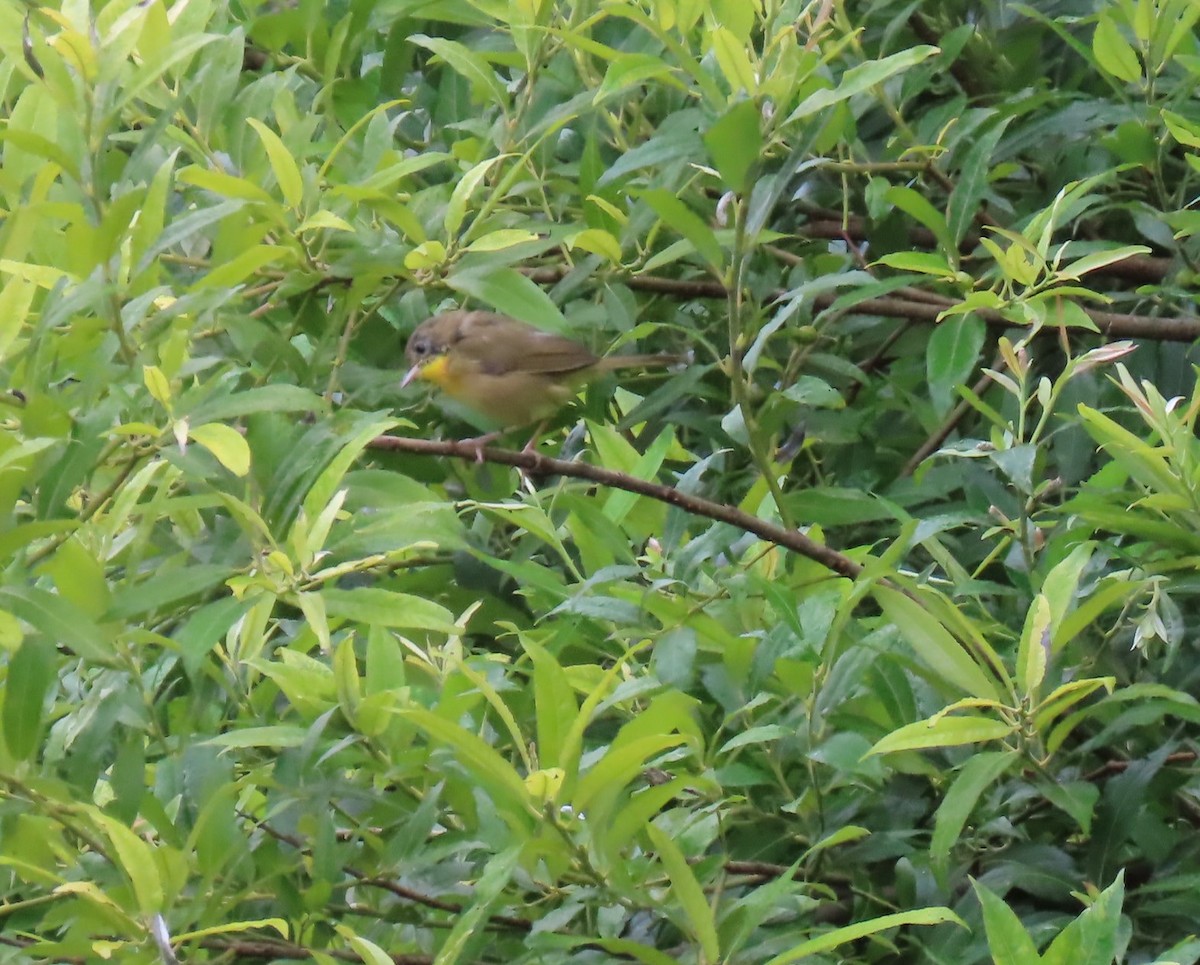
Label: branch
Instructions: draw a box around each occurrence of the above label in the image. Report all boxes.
[367,436,864,580]
[522,268,1200,342]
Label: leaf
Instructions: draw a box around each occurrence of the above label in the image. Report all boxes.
[566,227,623,263]
[321,588,460,634]
[464,229,541,252]
[646,825,720,962]
[884,185,956,263]
[92,812,165,914]
[401,708,533,825]
[189,423,251,476]
[1016,594,1051,699]
[593,53,679,104]
[444,154,507,238]
[246,118,304,209]
[639,188,723,271]
[0,586,112,662]
[0,275,35,364]
[704,98,762,191]
[410,35,509,106]
[927,314,985,414]
[432,845,522,965]
[1041,871,1125,965]
[947,116,1011,246]
[867,714,1014,756]
[931,752,1018,871]
[525,641,576,769]
[1092,14,1141,83]
[709,27,756,94]
[447,266,568,333]
[107,564,235,619]
[785,46,939,122]
[2,637,54,760]
[873,586,1002,700]
[763,907,964,964]
[972,880,1041,965]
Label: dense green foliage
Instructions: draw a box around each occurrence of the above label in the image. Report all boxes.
[2,0,1200,962]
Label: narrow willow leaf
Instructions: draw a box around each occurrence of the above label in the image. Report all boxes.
[190,423,251,476]
[867,715,1014,756]
[247,118,304,209]
[972,880,1041,965]
[646,825,720,962]
[931,752,1018,871]
[874,586,1002,700]
[764,907,964,964]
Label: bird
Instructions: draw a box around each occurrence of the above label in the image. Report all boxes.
[402,310,681,440]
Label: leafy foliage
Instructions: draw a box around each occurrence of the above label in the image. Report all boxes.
[2,0,1200,963]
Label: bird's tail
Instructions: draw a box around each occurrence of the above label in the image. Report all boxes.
[597,350,691,372]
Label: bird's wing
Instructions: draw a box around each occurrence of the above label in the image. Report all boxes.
[455,315,600,376]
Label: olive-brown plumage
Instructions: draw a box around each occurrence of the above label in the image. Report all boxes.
[403,310,678,428]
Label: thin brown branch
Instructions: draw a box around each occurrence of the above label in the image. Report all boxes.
[801,214,1175,284]
[368,436,864,580]
[901,360,1001,477]
[199,936,433,964]
[520,267,1200,342]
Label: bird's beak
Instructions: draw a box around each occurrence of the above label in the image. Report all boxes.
[401,363,422,388]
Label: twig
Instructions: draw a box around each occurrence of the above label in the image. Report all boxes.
[900,361,1000,477]
[367,435,863,580]
[519,268,1200,342]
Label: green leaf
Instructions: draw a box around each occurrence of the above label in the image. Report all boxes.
[525,641,575,769]
[444,154,507,238]
[189,423,251,476]
[0,586,112,663]
[92,812,165,914]
[447,266,568,333]
[646,824,720,961]
[246,118,304,209]
[639,188,723,271]
[402,708,533,824]
[786,46,938,122]
[931,752,1018,871]
[410,34,509,106]
[107,564,234,619]
[1092,14,1141,82]
[927,315,985,415]
[868,714,1014,756]
[874,586,1003,701]
[709,27,757,94]
[464,229,541,252]
[764,907,965,964]
[947,116,1011,246]
[432,845,522,965]
[884,185,956,263]
[0,275,36,364]
[594,53,679,104]
[1016,594,1051,699]
[972,880,1041,965]
[704,99,762,191]
[1042,872,1125,965]
[1,637,54,761]
[322,588,460,634]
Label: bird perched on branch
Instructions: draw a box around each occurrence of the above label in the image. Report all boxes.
[402,310,681,443]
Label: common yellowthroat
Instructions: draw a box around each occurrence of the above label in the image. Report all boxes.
[402,310,681,429]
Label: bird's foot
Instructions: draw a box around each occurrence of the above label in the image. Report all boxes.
[459,431,500,463]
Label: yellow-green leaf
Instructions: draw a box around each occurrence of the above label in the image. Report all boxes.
[189,423,251,476]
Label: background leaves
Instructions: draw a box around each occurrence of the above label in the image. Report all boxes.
[1,0,1200,963]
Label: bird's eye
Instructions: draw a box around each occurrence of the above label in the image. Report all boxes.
[413,339,428,356]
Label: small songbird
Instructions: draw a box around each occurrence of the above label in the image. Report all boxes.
[402,309,681,430]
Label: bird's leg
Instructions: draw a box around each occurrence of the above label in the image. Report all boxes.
[458,431,501,463]
[521,421,549,454]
